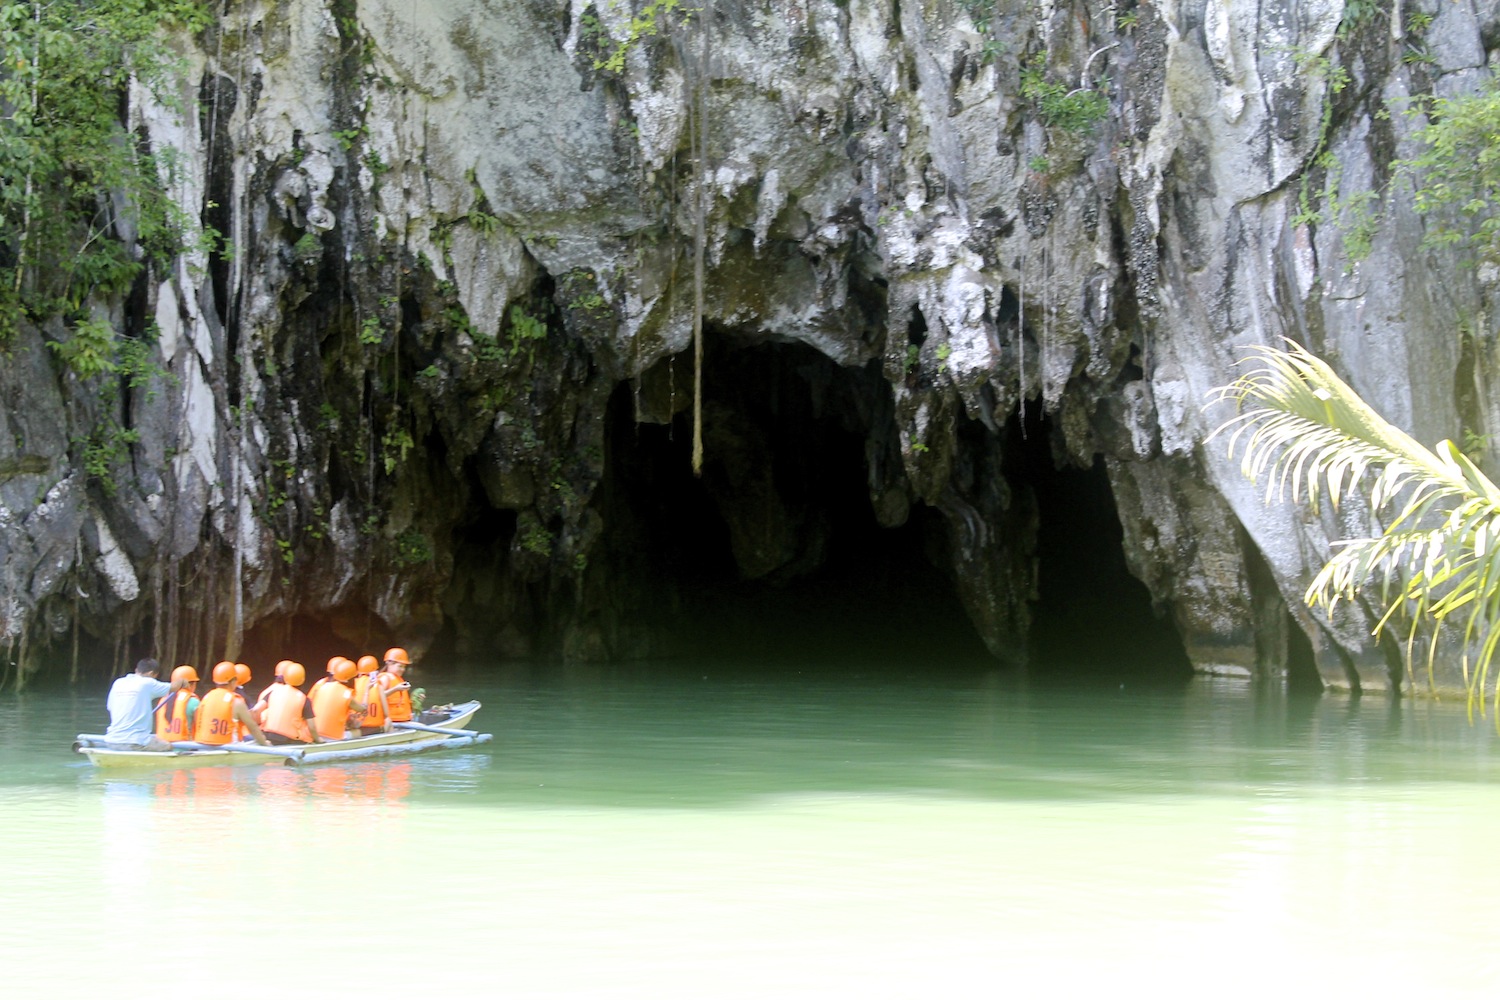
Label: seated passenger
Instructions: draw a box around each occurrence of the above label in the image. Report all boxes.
[380,647,415,724]
[353,655,390,735]
[194,661,270,746]
[256,662,322,745]
[104,658,185,751]
[252,661,296,724]
[311,658,367,741]
[307,656,348,704]
[154,665,201,744]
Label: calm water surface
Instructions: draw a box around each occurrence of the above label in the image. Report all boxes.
[2,665,1498,998]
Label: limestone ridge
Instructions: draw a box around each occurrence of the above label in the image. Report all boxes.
[0,0,1495,692]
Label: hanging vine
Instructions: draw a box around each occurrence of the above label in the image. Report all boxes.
[689,10,709,477]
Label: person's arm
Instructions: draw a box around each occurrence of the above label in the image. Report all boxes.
[231,698,270,746]
[300,696,322,743]
[375,681,392,732]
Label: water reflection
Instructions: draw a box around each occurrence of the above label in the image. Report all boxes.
[90,760,423,802]
[86,753,491,805]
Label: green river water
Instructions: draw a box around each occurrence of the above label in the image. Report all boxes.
[3,664,1499,998]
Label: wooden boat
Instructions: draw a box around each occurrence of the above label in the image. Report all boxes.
[75,701,488,770]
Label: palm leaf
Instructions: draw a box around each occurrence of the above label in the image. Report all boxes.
[1209,340,1500,714]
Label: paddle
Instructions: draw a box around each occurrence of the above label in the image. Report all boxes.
[286,732,492,766]
[391,720,481,738]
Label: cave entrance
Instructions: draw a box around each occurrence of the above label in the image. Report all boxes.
[1005,410,1192,679]
[601,340,990,672]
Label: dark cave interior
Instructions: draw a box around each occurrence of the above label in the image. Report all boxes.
[601,342,990,672]
[598,340,1191,677]
[1006,410,1192,679]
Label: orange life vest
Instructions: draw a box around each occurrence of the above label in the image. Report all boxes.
[194,689,240,745]
[154,690,197,743]
[308,676,330,704]
[312,681,353,741]
[354,675,386,728]
[260,683,314,743]
[252,684,278,724]
[381,672,413,722]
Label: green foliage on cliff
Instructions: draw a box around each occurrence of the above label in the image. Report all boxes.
[1213,342,1500,716]
[1019,55,1109,135]
[590,0,695,75]
[0,1,210,341]
[1402,75,1500,263]
[506,305,548,365]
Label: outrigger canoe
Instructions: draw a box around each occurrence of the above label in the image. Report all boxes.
[75,701,490,770]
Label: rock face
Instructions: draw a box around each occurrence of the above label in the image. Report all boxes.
[3,0,1498,692]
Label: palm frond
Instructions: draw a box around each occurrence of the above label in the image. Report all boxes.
[1211,340,1500,714]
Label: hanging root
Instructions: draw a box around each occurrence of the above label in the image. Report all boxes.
[690,10,710,477]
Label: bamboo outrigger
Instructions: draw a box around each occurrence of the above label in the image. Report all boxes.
[75,701,488,769]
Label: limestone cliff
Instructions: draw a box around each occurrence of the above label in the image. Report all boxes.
[3,0,1497,692]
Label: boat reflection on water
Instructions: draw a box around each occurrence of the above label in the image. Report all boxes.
[129,760,418,802]
[90,748,490,803]
[265,760,414,802]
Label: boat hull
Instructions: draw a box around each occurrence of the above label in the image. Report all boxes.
[78,702,483,770]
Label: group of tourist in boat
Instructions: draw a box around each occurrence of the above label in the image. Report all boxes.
[102,648,416,752]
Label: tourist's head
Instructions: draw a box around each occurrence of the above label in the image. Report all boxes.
[134,658,160,677]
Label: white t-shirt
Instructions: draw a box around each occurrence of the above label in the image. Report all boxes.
[103,674,171,743]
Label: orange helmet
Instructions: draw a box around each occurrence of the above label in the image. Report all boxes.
[326,656,348,675]
[384,647,411,665]
[212,661,238,684]
[171,665,199,684]
[282,662,306,687]
[357,655,379,674]
[274,659,295,677]
[234,663,251,686]
[333,659,358,682]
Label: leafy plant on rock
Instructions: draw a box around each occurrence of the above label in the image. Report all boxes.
[0,1,211,339]
[506,305,548,365]
[1212,341,1500,717]
[1020,54,1110,136]
[1400,74,1500,263]
[591,0,695,75]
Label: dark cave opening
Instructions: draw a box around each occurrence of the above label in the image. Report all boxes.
[239,610,385,680]
[602,341,991,671]
[1004,410,1192,679]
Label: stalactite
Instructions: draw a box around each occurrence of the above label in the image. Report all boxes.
[69,589,79,685]
[225,7,254,664]
[1018,229,1028,434]
[1043,228,1052,407]
[162,559,177,671]
[11,1,40,301]
[15,624,29,693]
[111,619,122,678]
